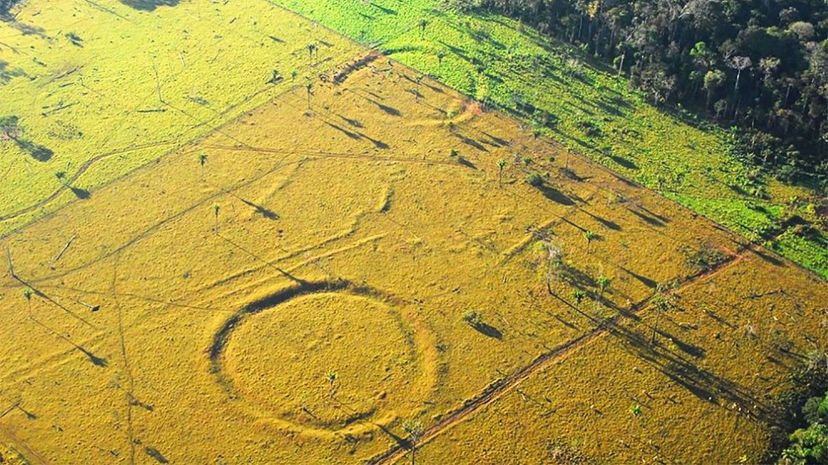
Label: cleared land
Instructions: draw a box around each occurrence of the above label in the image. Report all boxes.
[0,1,826,464]
[273,0,828,278]
[0,39,825,463]
[0,0,359,235]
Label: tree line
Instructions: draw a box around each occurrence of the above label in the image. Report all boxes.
[445,0,828,186]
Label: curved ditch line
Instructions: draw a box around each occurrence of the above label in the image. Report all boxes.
[208,279,412,394]
[0,44,355,240]
[0,426,49,465]
[367,247,747,465]
[0,141,178,223]
[8,158,299,287]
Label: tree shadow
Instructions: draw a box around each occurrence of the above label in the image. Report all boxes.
[472,322,503,339]
[119,0,179,11]
[239,198,279,220]
[144,447,168,464]
[534,184,575,206]
[14,138,53,161]
[609,321,779,424]
[70,186,91,199]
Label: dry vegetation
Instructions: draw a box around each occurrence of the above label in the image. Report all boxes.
[0,1,825,464]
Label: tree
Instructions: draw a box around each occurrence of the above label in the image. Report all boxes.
[0,115,20,141]
[542,241,565,295]
[436,50,446,66]
[727,55,752,95]
[596,275,611,300]
[418,18,428,38]
[497,159,506,187]
[212,203,220,234]
[402,420,425,465]
[325,371,338,399]
[307,42,319,65]
[462,310,483,328]
[583,230,597,253]
[703,69,725,109]
[305,79,314,110]
[23,288,32,318]
[198,152,207,179]
[55,171,68,186]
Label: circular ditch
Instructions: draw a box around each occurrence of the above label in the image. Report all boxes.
[209,280,436,435]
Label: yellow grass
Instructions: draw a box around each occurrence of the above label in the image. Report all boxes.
[0,3,825,464]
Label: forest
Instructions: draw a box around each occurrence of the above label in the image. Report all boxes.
[446,0,828,186]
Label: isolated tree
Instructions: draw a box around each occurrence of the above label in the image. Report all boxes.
[543,241,565,295]
[583,230,597,253]
[597,275,611,299]
[23,287,32,318]
[198,152,208,179]
[212,203,220,234]
[462,310,483,328]
[307,42,319,65]
[325,371,338,399]
[497,159,506,187]
[402,420,425,465]
[305,79,314,110]
[436,50,446,66]
[0,115,20,141]
[418,18,428,38]
[55,171,68,186]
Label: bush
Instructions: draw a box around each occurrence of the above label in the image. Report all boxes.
[781,423,828,464]
[462,310,482,328]
[526,173,544,187]
[802,393,828,425]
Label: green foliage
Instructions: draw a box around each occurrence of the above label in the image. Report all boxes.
[630,404,642,417]
[781,423,828,465]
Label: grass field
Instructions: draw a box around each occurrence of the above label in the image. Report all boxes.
[0,1,826,464]
[271,0,828,278]
[0,0,360,235]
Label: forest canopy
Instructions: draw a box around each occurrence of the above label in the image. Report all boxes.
[446,0,828,186]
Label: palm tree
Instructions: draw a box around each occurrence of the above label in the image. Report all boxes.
[325,371,337,398]
[212,203,220,234]
[305,79,314,110]
[55,171,68,186]
[402,420,424,465]
[497,159,506,187]
[198,152,208,179]
[418,18,428,38]
[307,42,318,65]
[584,230,597,253]
[597,275,611,298]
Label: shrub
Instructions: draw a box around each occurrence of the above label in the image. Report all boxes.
[462,310,482,328]
[526,173,544,187]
